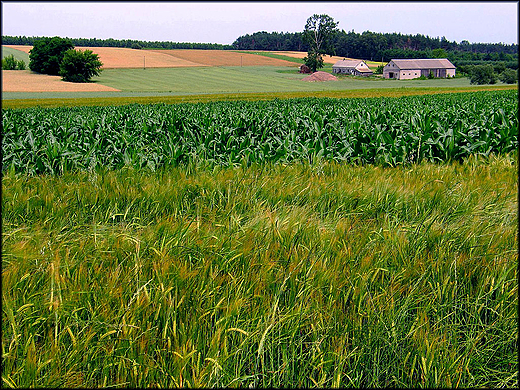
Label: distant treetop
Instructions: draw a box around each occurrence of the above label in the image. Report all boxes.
[2,35,233,50]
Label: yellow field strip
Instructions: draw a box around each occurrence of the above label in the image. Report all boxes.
[2,85,516,109]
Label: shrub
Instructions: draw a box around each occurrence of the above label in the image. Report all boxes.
[1,55,27,70]
[16,58,26,70]
[468,64,497,85]
[303,51,324,73]
[59,49,103,83]
[499,68,518,84]
[1,54,18,70]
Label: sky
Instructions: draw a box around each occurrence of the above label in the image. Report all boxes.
[1,1,518,45]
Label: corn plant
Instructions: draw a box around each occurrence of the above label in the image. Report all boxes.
[2,90,517,175]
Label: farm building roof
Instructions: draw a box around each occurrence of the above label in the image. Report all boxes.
[332,59,366,68]
[389,59,455,69]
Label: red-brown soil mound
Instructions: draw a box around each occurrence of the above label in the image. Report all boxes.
[301,71,338,82]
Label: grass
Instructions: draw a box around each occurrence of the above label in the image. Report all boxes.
[1,46,30,65]
[2,153,517,388]
[1,58,518,387]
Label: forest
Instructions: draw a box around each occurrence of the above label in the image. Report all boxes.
[232,30,518,69]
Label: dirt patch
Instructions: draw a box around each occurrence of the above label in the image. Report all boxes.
[302,71,338,82]
[2,70,121,92]
[149,49,297,67]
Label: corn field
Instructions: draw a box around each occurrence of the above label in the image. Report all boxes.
[2,90,518,175]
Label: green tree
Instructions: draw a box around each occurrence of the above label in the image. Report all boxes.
[59,49,103,82]
[303,51,324,73]
[29,36,74,75]
[431,48,448,58]
[303,14,339,72]
[468,64,497,85]
[498,68,518,84]
[492,61,506,74]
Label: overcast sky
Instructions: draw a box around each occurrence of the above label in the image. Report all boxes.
[1,1,518,45]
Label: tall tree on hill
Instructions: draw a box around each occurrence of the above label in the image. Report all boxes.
[302,14,339,72]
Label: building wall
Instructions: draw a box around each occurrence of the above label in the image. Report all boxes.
[333,66,373,76]
[384,66,456,79]
[333,67,357,74]
[399,69,422,79]
[333,61,372,76]
[383,61,399,79]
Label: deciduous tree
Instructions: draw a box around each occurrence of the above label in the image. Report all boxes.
[303,51,324,73]
[29,36,73,75]
[498,68,518,84]
[468,64,497,85]
[302,14,339,72]
[59,49,103,82]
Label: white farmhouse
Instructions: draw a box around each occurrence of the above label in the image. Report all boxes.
[332,59,373,76]
[383,59,456,80]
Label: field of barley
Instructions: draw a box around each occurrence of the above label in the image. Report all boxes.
[1,45,518,388]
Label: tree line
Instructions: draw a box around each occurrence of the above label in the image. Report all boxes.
[232,30,518,70]
[3,28,517,71]
[2,35,233,50]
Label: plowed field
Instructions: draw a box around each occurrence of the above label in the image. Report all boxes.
[149,49,296,66]
[2,70,121,92]
[4,45,297,68]
[3,45,204,69]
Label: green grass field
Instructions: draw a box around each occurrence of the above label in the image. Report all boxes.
[3,65,502,103]
[97,66,478,93]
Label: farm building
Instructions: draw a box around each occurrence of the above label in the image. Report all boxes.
[383,58,456,79]
[332,59,373,76]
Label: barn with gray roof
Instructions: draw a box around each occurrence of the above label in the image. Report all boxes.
[383,59,456,79]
